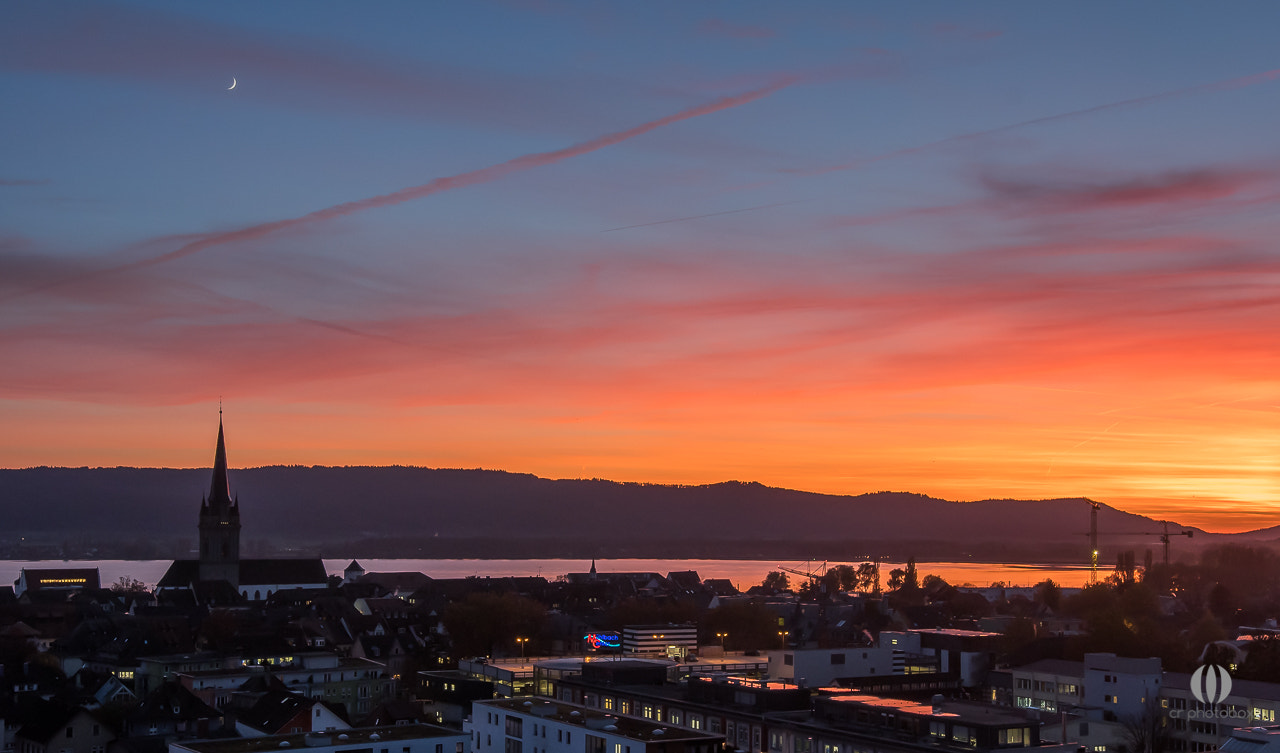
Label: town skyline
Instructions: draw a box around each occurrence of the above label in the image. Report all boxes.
[3,3,1279,533]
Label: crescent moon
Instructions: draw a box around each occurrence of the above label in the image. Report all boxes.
[227,77,237,91]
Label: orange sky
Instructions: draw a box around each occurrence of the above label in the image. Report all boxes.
[4,240,1277,533]
[3,5,1278,534]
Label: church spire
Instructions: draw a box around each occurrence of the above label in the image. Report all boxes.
[199,406,241,587]
[208,409,233,509]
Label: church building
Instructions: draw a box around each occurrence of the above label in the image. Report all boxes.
[157,416,329,602]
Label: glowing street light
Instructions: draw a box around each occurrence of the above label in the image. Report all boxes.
[716,632,728,651]
[516,636,529,665]
[777,631,787,649]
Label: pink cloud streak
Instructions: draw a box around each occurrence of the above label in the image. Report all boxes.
[981,168,1268,212]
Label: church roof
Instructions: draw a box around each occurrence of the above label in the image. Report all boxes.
[208,415,234,510]
[157,559,328,589]
[240,558,328,586]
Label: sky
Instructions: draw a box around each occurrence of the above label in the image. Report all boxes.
[2,2,1278,532]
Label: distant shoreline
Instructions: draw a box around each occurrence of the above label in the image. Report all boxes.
[1,557,1098,590]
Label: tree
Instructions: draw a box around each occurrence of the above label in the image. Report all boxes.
[887,568,905,591]
[1186,611,1227,657]
[1034,579,1061,611]
[702,602,783,652]
[760,571,790,592]
[1207,583,1236,619]
[922,574,951,594]
[1118,696,1171,753]
[946,591,993,619]
[1000,616,1037,659]
[1111,550,1137,586]
[608,597,697,627]
[902,557,919,590]
[110,576,148,593]
[855,562,880,593]
[827,565,858,592]
[442,592,546,658]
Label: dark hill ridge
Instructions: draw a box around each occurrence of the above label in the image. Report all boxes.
[0,466,1215,563]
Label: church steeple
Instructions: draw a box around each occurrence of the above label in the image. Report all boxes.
[208,411,234,510]
[199,408,241,587]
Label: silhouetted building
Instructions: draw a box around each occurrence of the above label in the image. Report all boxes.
[13,568,100,598]
[157,416,327,601]
[198,416,241,586]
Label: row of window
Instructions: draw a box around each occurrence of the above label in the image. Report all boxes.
[1013,678,1077,695]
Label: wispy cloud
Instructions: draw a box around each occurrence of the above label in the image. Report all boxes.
[781,67,1280,177]
[980,168,1269,213]
[820,165,1276,233]
[8,226,1279,408]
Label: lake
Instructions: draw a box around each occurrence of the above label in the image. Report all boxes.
[2,557,1093,591]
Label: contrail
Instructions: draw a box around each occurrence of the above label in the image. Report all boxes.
[602,201,798,232]
[122,79,795,272]
[3,78,794,303]
[785,68,1280,177]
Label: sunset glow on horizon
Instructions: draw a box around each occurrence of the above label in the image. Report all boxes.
[2,3,1278,534]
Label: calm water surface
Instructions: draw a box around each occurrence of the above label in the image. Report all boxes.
[2,558,1091,590]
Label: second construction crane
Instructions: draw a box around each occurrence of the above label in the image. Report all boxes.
[1086,500,1193,583]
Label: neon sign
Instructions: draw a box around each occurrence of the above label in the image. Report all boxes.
[585,632,621,649]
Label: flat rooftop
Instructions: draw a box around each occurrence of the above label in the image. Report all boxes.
[679,654,768,669]
[479,698,722,744]
[826,694,1036,727]
[174,725,463,753]
[908,629,1003,638]
[476,655,766,671]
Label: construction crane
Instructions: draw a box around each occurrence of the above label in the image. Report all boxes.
[1089,501,1099,584]
[777,560,829,586]
[1084,501,1193,583]
[1154,520,1195,566]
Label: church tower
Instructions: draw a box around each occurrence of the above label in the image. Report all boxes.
[198,413,241,586]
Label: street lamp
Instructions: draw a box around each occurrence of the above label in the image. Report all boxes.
[716,632,728,652]
[777,631,787,649]
[516,637,528,666]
